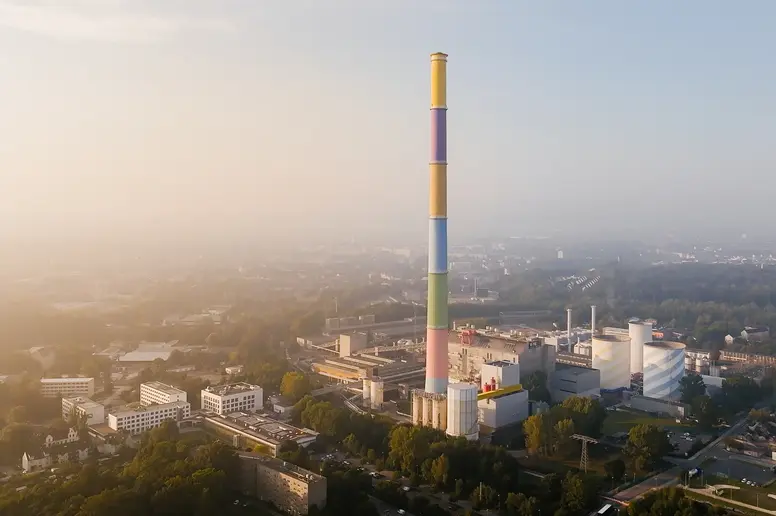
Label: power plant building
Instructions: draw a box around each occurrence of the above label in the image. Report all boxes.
[446,383,479,440]
[643,341,685,400]
[480,360,520,392]
[591,335,631,390]
[550,364,601,402]
[448,335,556,382]
[628,320,653,374]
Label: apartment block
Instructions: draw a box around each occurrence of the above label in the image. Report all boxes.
[201,383,263,415]
[238,452,326,515]
[40,377,95,398]
[61,396,105,425]
[108,401,190,435]
[140,381,187,406]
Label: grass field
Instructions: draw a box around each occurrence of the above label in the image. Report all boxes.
[602,409,692,435]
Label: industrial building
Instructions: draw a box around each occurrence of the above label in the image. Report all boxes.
[591,335,631,390]
[550,364,601,402]
[448,332,556,383]
[40,377,95,398]
[362,377,385,410]
[238,452,327,515]
[446,383,478,440]
[204,413,318,456]
[643,341,686,400]
[108,401,191,434]
[476,360,528,431]
[411,390,448,430]
[628,320,653,374]
[61,396,105,425]
[140,381,187,406]
[201,383,263,415]
[312,352,424,384]
[338,333,368,357]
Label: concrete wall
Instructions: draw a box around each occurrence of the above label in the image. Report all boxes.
[339,333,368,357]
[628,395,688,418]
[477,389,529,429]
[550,366,601,403]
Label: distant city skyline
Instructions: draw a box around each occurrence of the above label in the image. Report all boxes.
[1,1,775,246]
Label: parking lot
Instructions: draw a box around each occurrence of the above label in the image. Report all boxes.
[704,454,776,486]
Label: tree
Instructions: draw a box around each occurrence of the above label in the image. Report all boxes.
[679,374,706,404]
[280,372,312,403]
[429,454,449,488]
[522,371,551,403]
[553,418,575,457]
[692,395,719,430]
[560,472,599,514]
[523,414,547,455]
[505,492,538,516]
[624,424,673,473]
[604,458,626,482]
[8,406,28,424]
[628,487,729,516]
[559,396,607,437]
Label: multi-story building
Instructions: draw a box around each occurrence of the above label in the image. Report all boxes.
[203,412,318,457]
[550,364,601,402]
[238,452,327,515]
[61,396,105,425]
[201,383,263,415]
[140,381,187,406]
[40,377,95,398]
[107,401,190,435]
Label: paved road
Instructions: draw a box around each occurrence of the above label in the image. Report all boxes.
[614,417,752,503]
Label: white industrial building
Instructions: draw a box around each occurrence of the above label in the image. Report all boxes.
[108,401,191,434]
[369,378,384,410]
[480,360,520,392]
[476,360,529,430]
[446,383,479,440]
[201,383,263,415]
[338,333,368,357]
[591,335,631,390]
[550,364,601,402]
[61,397,105,425]
[643,341,685,400]
[40,377,95,398]
[140,381,188,406]
[628,320,653,374]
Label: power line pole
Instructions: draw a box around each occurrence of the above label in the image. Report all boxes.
[572,434,599,473]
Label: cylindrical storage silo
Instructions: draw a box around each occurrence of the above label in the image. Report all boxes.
[684,355,695,372]
[628,320,653,374]
[411,391,422,425]
[422,395,432,426]
[446,383,479,441]
[370,379,384,410]
[643,341,685,400]
[363,379,371,402]
[591,335,631,390]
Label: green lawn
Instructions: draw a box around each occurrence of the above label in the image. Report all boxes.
[602,409,692,435]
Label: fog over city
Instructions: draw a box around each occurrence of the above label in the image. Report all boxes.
[1,1,774,251]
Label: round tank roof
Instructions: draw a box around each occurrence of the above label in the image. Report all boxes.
[447,382,477,392]
[644,341,685,350]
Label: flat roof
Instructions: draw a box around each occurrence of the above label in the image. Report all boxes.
[142,381,185,395]
[206,412,317,446]
[110,400,189,417]
[555,363,598,375]
[118,350,172,362]
[203,382,261,397]
[238,452,325,483]
[593,334,630,342]
[41,377,94,384]
[644,341,685,350]
[484,360,518,368]
[63,396,102,409]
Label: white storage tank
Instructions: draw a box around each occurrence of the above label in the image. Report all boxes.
[370,379,384,410]
[628,320,653,374]
[591,334,631,390]
[643,341,685,400]
[446,383,479,440]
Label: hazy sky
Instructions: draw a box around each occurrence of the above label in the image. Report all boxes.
[1,1,774,246]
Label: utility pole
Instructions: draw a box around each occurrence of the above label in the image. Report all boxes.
[572,434,599,473]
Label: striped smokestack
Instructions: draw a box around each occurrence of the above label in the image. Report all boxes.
[426,52,448,395]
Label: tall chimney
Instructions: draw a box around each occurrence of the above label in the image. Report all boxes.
[567,308,572,349]
[425,52,449,395]
[591,305,597,336]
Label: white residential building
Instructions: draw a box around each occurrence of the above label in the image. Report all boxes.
[108,401,191,435]
[43,427,80,447]
[40,377,95,398]
[201,383,263,415]
[62,397,105,425]
[140,381,188,406]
